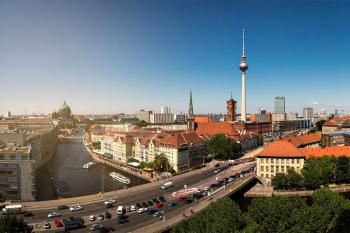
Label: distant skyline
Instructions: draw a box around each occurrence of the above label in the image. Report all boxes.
[1,0,349,115]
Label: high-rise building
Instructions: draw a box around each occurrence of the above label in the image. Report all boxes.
[239,28,248,122]
[274,96,285,114]
[303,107,313,119]
[136,109,152,123]
[160,106,171,114]
[149,113,174,124]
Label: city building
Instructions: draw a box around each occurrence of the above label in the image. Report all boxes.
[135,109,152,123]
[303,107,313,119]
[239,29,248,122]
[174,114,186,123]
[272,113,286,122]
[2,111,11,118]
[286,112,298,121]
[250,113,272,123]
[274,96,286,114]
[318,108,328,119]
[150,113,175,124]
[321,131,350,147]
[119,117,139,124]
[226,94,237,122]
[160,106,171,114]
[0,145,36,201]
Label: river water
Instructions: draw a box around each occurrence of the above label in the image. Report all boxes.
[36,131,148,201]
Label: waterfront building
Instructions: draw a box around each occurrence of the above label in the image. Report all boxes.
[0,145,35,201]
[112,135,133,163]
[274,96,286,114]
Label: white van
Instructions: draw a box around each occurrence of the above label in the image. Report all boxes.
[161,181,174,189]
[1,205,23,214]
[117,206,124,215]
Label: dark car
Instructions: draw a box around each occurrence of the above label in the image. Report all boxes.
[147,201,154,206]
[99,227,115,233]
[117,215,128,224]
[23,211,34,217]
[185,198,194,204]
[148,209,158,215]
[136,203,142,209]
[104,212,112,219]
[158,196,165,203]
[167,201,178,207]
[57,205,69,210]
[141,202,148,208]
[105,203,113,209]
[152,198,158,204]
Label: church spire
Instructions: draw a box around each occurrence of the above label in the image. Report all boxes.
[188,89,194,118]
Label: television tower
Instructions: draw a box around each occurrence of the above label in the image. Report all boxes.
[239,28,248,122]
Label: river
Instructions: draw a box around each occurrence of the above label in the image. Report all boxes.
[36,131,148,201]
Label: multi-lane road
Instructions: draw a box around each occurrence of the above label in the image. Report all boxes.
[23,161,255,232]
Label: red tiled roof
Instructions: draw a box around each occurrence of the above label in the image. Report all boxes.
[257,141,305,158]
[281,133,322,148]
[303,146,350,159]
[196,122,238,137]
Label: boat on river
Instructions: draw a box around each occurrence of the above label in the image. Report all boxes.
[109,172,131,185]
[83,161,97,169]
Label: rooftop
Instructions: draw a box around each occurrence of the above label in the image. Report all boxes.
[257,140,304,158]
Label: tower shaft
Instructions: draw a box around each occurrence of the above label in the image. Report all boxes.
[241,72,246,122]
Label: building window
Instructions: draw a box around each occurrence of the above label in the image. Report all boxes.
[261,158,264,163]
[296,167,300,172]
[297,159,300,164]
[276,166,279,173]
[266,159,269,164]
[266,166,269,172]
[261,173,264,177]
[286,159,290,164]
[266,174,269,178]
[276,159,279,164]
[281,166,284,173]
[261,166,264,172]
[271,165,274,173]
[292,159,295,164]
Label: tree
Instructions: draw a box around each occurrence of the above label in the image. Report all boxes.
[153,153,171,172]
[335,156,350,184]
[135,120,148,128]
[207,134,240,160]
[302,156,336,189]
[316,120,326,131]
[286,168,303,189]
[0,215,32,233]
[171,198,245,233]
[257,134,264,146]
[92,141,101,150]
[272,173,289,190]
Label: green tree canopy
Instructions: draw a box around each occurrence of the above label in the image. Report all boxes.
[316,119,326,131]
[0,215,32,233]
[335,156,350,184]
[207,134,240,160]
[153,153,171,172]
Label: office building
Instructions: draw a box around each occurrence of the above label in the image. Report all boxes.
[160,106,171,114]
[303,107,313,119]
[136,109,152,123]
[150,113,175,124]
[274,96,285,114]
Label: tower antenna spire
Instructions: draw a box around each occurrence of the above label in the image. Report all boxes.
[242,27,245,57]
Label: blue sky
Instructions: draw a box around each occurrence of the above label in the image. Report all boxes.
[0,0,349,115]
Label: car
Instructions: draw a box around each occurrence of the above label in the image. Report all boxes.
[141,202,148,208]
[185,198,194,204]
[147,200,154,206]
[90,224,104,231]
[136,208,147,213]
[130,205,136,211]
[99,227,115,233]
[178,196,186,201]
[159,196,165,203]
[117,215,128,224]
[43,221,51,229]
[125,206,131,212]
[23,211,34,217]
[152,198,158,204]
[48,212,61,218]
[69,205,83,212]
[152,211,163,217]
[89,215,96,221]
[54,219,63,227]
[104,199,116,205]
[167,201,178,207]
[105,203,113,208]
[213,168,221,173]
[148,209,158,215]
[104,212,112,219]
[97,214,104,221]
[135,203,142,209]
[156,203,163,208]
[57,205,69,210]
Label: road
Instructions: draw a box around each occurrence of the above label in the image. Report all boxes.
[26,162,255,232]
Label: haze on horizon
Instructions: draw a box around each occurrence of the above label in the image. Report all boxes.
[1,0,349,115]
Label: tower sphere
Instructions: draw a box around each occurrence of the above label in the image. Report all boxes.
[239,62,248,72]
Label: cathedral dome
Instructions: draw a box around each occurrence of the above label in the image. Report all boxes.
[58,100,72,118]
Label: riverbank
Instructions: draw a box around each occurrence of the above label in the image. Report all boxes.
[245,183,350,197]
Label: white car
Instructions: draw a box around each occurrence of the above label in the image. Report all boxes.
[69,205,83,212]
[130,205,136,211]
[89,215,96,221]
[42,221,51,229]
[104,199,116,205]
[47,212,61,218]
[136,207,147,213]
[90,224,103,231]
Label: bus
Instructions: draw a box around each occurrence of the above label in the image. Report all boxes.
[1,205,23,214]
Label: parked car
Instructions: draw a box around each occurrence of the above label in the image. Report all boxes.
[147,200,154,206]
[159,196,165,203]
[23,211,34,217]
[152,198,158,204]
[152,211,163,217]
[135,203,142,209]
[97,214,104,221]
[104,199,116,205]
[54,219,63,227]
[130,205,136,211]
[185,198,194,204]
[48,212,61,218]
[43,221,51,229]
[141,202,148,208]
[136,208,147,213]
[105,203,113,208]
[89,215,96,221]
[178,196,186,201]
[156,203,163,208]
[104,212,112,219]
[90,224,104,231]
[167,201,178,207]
